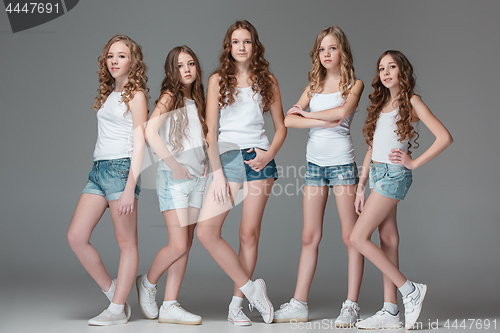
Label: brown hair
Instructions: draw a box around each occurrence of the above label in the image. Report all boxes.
[216,20,274,111]
[307,26,355,99]
[363,50,419,150]
[156,46,207,153]
[93,35,149,113]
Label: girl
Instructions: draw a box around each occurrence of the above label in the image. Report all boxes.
[135,45,206,325]
[67,35,148,326]
[275,26,364,328]
[351,50,453,330]
[196,20,287,325]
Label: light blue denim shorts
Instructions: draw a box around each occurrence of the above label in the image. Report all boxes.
[82,158,140,201]
[369,162,413,200]
[219,150,246,184]
[304,161,359,187]
[156,169,207,212]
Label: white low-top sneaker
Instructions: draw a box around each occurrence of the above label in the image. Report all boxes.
[110,279,131,320]
[228,306,252,326]
[403,282,427,330]
[88,309,127,326]
[357,309,402,329]
[241,279,274,324]
[136,274,158,319]
[334,301,360,328]
[158,302,202,325]
[273,298,309,323]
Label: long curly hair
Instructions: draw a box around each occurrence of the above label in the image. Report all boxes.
[216,20,274,111]
[363,50,419,150]
[156,46,207,153]
[307,26,355,100]
[93,35,149,113]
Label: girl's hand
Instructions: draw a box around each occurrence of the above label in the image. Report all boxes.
[244,148,272,172]
[287,105,309,118]
[171,164,193,180]
[212,173,230,204]
[389,148,415,169]
[354,186,365,215]
[117,190,135,215]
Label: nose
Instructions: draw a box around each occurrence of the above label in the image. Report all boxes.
[111,56,118,65]
[239,43,245,51]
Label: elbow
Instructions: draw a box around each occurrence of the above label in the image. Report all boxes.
[284,117,291,128]
[446,134,454,147]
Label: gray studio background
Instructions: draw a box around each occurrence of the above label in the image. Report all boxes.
[1,1,499,332]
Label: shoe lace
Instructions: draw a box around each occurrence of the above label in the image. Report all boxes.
[248,299,266,314]
[232,306,246,318]
[340,305,354,317]
[147,286,157,303]
[172,302,187,313]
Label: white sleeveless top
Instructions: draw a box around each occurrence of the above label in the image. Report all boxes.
[218,86,270,153]
[158,98,206,177]
[306,91,355,166]
[93,91,134,161]
[371,108,418,164]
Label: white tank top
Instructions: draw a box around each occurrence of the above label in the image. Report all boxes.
[158,98,206,177]
[306,91,355,166]
[218,86,270,153]
[371,108,418,164]
[93,91,134,161]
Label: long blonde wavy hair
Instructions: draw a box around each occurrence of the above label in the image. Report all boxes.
[216,20,274,111]
[363,50,419,150]
[308,26,355,99]
[93,35,149,113]
[156,46,207,153]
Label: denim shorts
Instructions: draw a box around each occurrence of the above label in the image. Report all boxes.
[242,148,278,182]
[156,169,207,211]
[219,149,278,184]
[369,162,413,200]
[304,161,359,187]
[82,158,140,201]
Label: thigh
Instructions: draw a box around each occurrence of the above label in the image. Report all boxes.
[68,193,109,240]
[332,184,358,232]
[241,178,274,230]
[302,185,329,232]
[109,199,138,241]
[163,209,191,243]
[352,191,399,240]
[198,181,241,225]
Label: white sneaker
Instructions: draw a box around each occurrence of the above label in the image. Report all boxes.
[110,279,131,320]
[158,302,202,325]
[136,274,158,319]
[241,279,274,324]
[228,306,252,326]
[334,301,360,328]
[88,309,127,326]
[356,309,402,329]
[273,298,308,323]
[403,282,427,330]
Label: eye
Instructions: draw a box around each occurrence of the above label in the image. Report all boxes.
[178,64,183,68]
[107,55,113,58]
[189,62,195,66]
[232,40,238,44]
[379,67,384,71]
[119,55,126,58]
[245,40,252,44]
[319,48,324,52]
[330,46,336,50]
[390,65,397,69]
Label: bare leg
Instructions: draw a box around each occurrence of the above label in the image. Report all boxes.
[196,181,250,287]
[377,204,399,304]
[333,184,364,302]
[67,193,112,292]
[293,185,329,302]
[108,199,139,305]
[233,178,274,298]
[350,192,407,288]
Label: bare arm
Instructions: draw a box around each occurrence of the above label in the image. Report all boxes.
[388,95,453,169]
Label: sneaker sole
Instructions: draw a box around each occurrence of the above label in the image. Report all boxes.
[357,323,402,330]
[405,284,427,330]
[255,279,274,324]
[88,318,128,326]
[335,321,357,328]
[159,318,202,325]
[273,317,308,323]
[228,318,252,326]
[135,275,158,320]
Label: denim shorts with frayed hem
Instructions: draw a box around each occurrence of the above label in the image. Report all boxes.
[156,169,207,212]
[82,158,140,201]
[304,161,358,187]
[369,162,412,200]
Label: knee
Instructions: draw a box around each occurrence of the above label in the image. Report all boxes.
[67,229,85,252]
[349,232,362,251]
[239,229,260,249]
[171,242,189,259]
[196,226,217,248]
[115,234,138,252]
[380,231,399,250]
[342,233,354,250]
[302,230,322,248]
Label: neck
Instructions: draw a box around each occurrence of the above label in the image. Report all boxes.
[183,84,193,99]
[325,66,341,79]
[113,77,128,92]
[389,88,400,109]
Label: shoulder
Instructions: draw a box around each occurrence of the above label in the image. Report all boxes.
[129,90,147,104]
[208,73,221,85]
[410,94,423,106]
[351,79,364,92]
[158,91,174,106]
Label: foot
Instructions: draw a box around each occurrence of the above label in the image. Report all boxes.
[136,275,158,319]
[241,279,274,324]
[357,309,402,329]
[403,282,427,330]
[158,302,202,325]
[228,305,252,326]
[334,300,359,328]
[88,309,127,326]
[273,298,308,323]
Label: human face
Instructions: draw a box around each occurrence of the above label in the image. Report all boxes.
[178,52,197,87]
[378,54,400,90]
[230,28,253,63]
[319,34,341,70]
[106,41,131,81]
